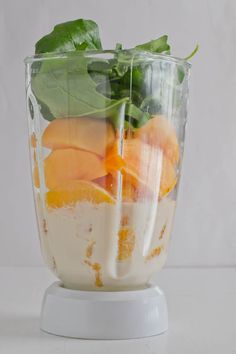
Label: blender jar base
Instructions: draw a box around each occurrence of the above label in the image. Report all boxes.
[40,282,168,339]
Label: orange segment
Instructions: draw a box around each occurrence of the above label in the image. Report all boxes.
[42,117,115,157]
[46,180,116,208]
[134,115,180,164]
[34,148,107,190]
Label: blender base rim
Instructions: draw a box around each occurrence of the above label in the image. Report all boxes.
[40,281,168,339]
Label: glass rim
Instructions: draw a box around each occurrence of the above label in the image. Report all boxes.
[24,49,191,68]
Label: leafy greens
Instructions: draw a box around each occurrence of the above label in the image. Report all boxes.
[35,19,102,54]
[31,19,197,128]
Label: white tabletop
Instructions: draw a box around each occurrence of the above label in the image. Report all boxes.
[0,267,235,354]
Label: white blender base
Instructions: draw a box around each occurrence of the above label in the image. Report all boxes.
[40,282,168,339]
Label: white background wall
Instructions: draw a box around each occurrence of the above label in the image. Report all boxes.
[0,0,235,267]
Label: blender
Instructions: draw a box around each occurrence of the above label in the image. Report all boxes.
[25,50,190,339]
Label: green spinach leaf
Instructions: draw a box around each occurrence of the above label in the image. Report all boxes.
[37,99,54,121]
[32,55,129,122]
[135,35,170,54]
[32,19,197,130]
[35,19,102,54]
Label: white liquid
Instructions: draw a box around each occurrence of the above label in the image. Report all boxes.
[36,196,176,290]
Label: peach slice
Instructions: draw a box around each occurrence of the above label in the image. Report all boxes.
[104,138,177,199]
[46,180,116,208]
[34,148,107,190]
[121,165,176,200]
[123,139,177,198]
[93,174,116,195]
[134,115,180,164]
[93,173,146,202]
[42,117,115,156]
[159,157,177,198]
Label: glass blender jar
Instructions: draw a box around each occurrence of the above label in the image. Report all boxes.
[25,50,190,339]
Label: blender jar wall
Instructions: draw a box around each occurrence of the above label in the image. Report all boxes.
[25,51,190,290]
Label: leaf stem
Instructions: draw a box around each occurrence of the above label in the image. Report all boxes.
[184,44,199,61]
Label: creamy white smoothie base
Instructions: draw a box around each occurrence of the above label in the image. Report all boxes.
[36,195,176,290]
